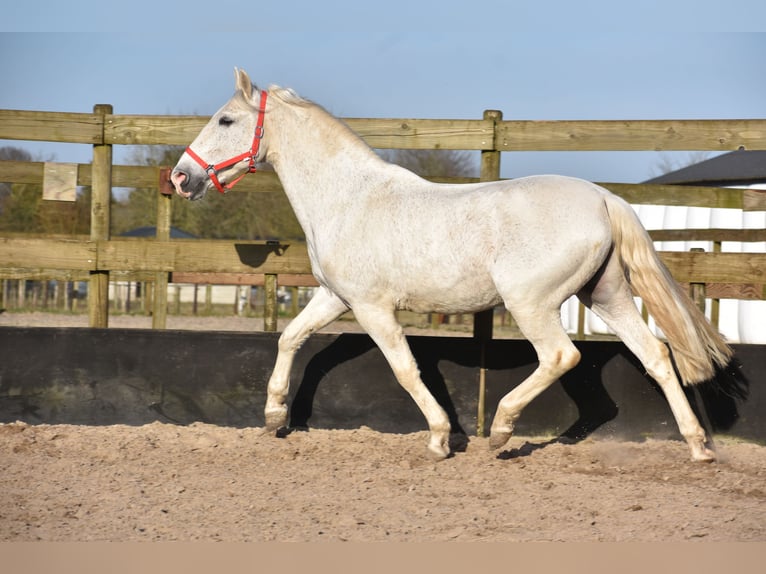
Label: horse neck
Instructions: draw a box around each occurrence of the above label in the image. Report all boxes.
[264,97,386,223]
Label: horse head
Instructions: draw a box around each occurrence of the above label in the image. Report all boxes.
[170,68,268,200]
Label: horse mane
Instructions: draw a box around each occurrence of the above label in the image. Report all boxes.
[266,85,314,107]
[266,84,383,159]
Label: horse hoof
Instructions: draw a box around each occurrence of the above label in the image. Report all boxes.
[264,408,287,432]
[426,440,450,461]
[489,429,512,450]
[691,447,717,463]
[427,447,449,461]
[688,436,716,462]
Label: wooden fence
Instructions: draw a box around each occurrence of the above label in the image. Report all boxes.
[1,107,765,336]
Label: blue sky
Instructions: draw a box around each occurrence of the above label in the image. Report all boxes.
[2,0,765,183]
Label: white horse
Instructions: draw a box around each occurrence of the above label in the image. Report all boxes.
[171,69,732,462]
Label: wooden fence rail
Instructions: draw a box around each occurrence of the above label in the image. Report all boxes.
[1,107,765,333]
[5,109,766,150]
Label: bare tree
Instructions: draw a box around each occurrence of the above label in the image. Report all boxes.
[651,151,713,178]
[0,147,33,216]
[377,148,478,178]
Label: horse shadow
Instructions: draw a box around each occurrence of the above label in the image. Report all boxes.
[497,344,749,460]
[285,333,749,458]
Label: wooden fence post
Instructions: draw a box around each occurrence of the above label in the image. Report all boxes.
[264,274,278,331]
[475,109,503,437]
[153,168,173,329]
[88,104,112,328]
[690,247,707,313]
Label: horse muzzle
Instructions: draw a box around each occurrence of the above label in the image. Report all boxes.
[169,166,207,201]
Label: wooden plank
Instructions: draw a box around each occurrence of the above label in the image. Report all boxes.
[105,114,495,150]
[701,283,766,301]
[0,161,753,209]
[659,251,766,283]
[648,228,766,243]
[344,118,495,150]
[4,239,765,287]
[0,268,91,281]
[0,109,104,144]
[602,182,745,209]
[171,272,319,287]
[111,164,162,188]
[743,189,766,212]
[95,240,313,274]
[0,239,311,276]
[0,160,44,184]
[497,119,766,151]
[0,238,97,271]
[105,114,209,145]
[5,110,766,153]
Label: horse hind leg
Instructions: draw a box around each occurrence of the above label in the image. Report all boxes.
[489,305,582,450]
[581,261,715,462]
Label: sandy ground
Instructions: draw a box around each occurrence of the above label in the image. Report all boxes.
[1,422,765,542]
[2,312,765,542]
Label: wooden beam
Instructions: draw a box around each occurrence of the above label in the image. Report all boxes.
[497,119,766,151]
[105,114,208,146]
[95,239,312,274]
[104,114,496,150]
[649,228,766,243]
[700,283,766,301]
[345,118,495,150]
[171,272,319,287]
[660,251,766,284]
[0,109,104,144]
[602,182,747,209]
[0,237,98,271]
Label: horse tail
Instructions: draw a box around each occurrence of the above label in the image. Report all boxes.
[602,192,733,385]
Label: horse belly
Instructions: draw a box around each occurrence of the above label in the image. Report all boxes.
[392,266,503,314]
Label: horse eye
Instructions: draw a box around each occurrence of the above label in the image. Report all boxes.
[218,116,235,126]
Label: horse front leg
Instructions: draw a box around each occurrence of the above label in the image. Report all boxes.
[352,304,452,460]
[264,286,349,431]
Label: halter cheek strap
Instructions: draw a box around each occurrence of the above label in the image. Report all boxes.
[185,90,268,194]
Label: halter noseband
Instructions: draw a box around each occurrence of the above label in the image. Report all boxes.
[185,90,268,194]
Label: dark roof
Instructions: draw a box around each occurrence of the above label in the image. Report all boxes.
[121,226,196,239]
[645,150,766,186]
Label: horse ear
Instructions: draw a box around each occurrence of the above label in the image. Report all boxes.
[234,67,254,99]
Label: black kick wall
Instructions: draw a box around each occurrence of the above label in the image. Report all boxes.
[0,327,761,443]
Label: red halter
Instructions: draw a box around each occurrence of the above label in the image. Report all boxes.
[185,90,268,194]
